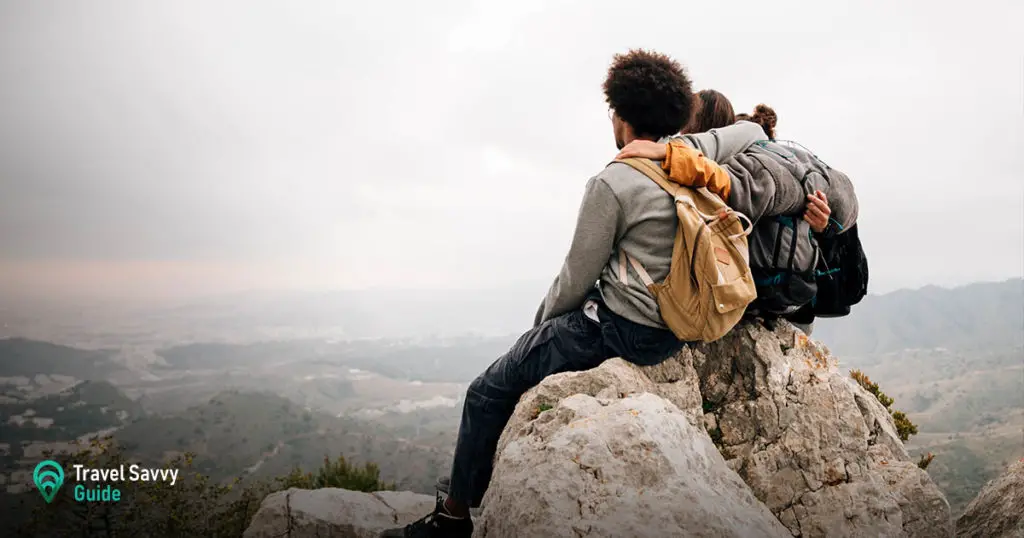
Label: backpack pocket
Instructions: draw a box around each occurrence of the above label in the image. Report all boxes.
[712,273,755,314]
[749,216,819,314]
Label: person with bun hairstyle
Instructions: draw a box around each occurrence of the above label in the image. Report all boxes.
[746,103,778,140]
[617,96,859,336]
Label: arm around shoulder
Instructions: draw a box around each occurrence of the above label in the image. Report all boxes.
[662,141,733,199]
[673,120,766,162]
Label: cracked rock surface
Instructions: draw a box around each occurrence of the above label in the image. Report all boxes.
[243,487,434,538]
[683,322,952,537]
[956,459,1024,537]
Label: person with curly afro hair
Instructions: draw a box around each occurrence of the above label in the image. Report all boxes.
[603,49,694,148]
[379,49,766,538]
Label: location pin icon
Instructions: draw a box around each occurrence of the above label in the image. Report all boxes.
[33,460,65,504]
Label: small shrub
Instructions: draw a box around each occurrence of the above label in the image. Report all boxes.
[850,369,894,408]
[892,410,919,442]
[530,402,554,419]
[280,454,394,492]
[917,452,935,470]
[850,369,918,442]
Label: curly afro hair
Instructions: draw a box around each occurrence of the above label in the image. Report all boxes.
[602,49,694,139]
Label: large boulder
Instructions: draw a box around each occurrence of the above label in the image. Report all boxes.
[956,459,1024,537]
[477,385,791,537]
[243,488,434,538]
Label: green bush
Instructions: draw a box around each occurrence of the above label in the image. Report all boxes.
[850,369,918,442]
[891,410,919,442]
[277,454,395,492]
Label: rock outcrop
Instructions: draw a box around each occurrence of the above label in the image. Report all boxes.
[243,488,435,538]
[244,321,954,538]
[478,321,951,537]
[478,387,790,537]
[677,321,953,537]
[956,459,1024,537]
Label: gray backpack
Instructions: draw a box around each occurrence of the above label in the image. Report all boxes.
[741,141,828,315]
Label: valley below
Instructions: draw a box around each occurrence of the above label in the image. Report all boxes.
[1,278,1021,525]
[0,333,511,531]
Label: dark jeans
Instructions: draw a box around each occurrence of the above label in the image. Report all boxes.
[448,292,684,507]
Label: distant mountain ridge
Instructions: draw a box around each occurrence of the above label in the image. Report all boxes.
[813,278,1022,357]
[0,338,121,378]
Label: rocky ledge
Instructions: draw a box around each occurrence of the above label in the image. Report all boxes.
[245,321,956,537]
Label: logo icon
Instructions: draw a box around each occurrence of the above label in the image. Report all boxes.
[33,460,64,504]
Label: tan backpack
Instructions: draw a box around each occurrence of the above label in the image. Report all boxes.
[613,157,757,342]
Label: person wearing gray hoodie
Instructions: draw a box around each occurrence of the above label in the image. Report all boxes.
[379,49,765,538]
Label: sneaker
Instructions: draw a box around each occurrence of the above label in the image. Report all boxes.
[378,481,472,538]
[435,477,483,519]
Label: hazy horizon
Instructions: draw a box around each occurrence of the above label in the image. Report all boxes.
[2,1,1022,303]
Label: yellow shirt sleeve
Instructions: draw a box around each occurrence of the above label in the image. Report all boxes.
[661,140,732,200]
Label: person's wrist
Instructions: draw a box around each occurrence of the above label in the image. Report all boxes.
[816,219,837,238]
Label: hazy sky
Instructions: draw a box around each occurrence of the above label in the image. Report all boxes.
[1,0,1022,302]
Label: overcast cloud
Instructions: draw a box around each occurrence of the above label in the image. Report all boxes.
[1,0,1022,301]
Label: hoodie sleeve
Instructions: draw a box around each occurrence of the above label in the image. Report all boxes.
[660,135,783,224]
[674,120,767,162]
[721,153,777,224]
[822,167,859,233]
[535,176,624,326]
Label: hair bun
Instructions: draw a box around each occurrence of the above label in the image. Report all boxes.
[750,103,778,140]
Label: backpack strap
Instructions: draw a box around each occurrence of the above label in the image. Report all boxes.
[613,157,729,211]
[618,250,655,287]
[614,157,752,238]
[610,158,678,289]
[612,157,680,196]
